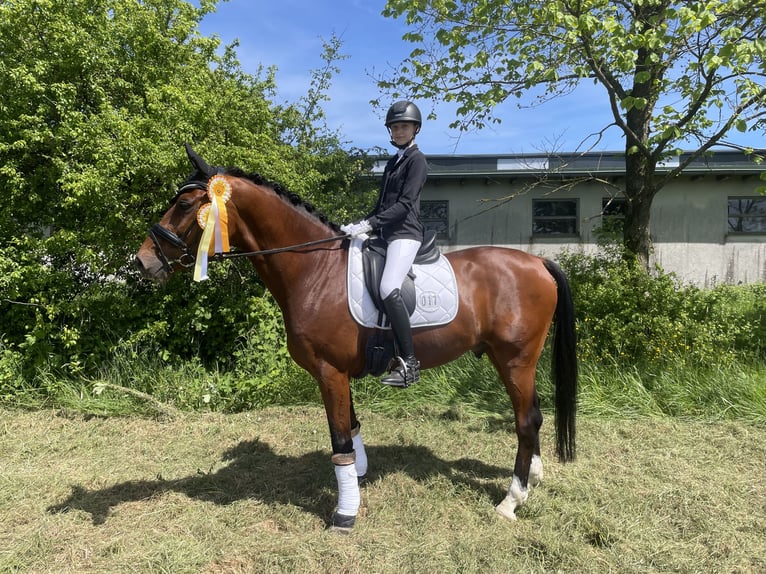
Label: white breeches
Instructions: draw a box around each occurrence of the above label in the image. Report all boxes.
[379,239,421,299]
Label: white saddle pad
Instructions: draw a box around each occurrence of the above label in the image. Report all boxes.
[347,236,459,329]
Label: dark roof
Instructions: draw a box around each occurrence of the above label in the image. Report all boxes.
[372,149,766,178]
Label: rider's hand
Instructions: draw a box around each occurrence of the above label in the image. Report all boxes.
[342,220,372,237]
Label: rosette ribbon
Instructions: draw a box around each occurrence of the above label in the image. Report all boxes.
[193,175,231,282]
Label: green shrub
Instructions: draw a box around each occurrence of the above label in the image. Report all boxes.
[0,339,26,400]
[558,245,764,367]
[0,254,297,392]
[4,237,764,417]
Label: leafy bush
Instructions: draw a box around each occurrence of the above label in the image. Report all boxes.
[0,246,327,410]
[558,245,765,366]
[0,0,374,402]
[0,340,25,400]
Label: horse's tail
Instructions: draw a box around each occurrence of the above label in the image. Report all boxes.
[543,259,578,463]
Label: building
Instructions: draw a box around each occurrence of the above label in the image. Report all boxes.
[373,150,766,287]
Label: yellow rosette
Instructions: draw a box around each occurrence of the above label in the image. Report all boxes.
[193,175,232,282]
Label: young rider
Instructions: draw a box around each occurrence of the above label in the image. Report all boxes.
[342,100,427,387]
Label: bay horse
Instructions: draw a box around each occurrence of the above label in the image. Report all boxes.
[135,145,577,531]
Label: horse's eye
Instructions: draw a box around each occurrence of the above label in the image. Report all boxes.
[177,199,193,211]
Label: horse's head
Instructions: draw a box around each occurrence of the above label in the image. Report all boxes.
[135,144,220,282]
[137,144,345,284]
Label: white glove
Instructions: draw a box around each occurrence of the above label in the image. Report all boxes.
[342,220,372,237]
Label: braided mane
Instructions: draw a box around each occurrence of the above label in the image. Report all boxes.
[224,167,341,233]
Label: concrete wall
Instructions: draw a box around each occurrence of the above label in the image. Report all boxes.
[424,174,766,287]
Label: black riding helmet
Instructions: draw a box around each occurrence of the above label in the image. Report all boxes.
[385,100,422,149]
[385,100,422,130]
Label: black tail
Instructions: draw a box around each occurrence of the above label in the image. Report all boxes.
[543,259,578,462]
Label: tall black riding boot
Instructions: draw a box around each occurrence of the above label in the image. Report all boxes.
[380,288,420,387]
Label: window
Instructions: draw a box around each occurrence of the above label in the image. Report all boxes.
[728,197,766,233]
[532,199,578,235]
[420,200,449,239]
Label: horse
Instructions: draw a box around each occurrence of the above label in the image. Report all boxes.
[135,145,578,531]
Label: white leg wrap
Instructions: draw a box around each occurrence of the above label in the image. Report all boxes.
[352,432,368,478]
[334,462,360,517]
[529,454,544,488]
[495,475,528,521]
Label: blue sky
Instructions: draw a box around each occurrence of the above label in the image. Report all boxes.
[197,0,761,156]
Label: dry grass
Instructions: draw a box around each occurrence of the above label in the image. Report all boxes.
[1,405,764,573]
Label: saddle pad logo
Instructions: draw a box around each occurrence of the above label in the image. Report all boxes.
[418,291,441,311]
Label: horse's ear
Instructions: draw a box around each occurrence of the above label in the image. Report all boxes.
[184,143,215,177]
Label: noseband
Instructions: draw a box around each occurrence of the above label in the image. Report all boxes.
[149,222,197,270]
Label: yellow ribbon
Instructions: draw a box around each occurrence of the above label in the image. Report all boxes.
[212,194,230,253]
[193,175,232,282]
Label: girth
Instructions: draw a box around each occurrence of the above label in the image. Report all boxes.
[361,230,439,316]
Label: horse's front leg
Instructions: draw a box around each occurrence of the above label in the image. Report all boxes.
[316,364,367,532]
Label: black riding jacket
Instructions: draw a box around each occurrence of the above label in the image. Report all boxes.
[366,145,427,242]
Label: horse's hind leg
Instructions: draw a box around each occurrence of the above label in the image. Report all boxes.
[524,389,544,488]
[491,360,544,520]
[349,397,368,481]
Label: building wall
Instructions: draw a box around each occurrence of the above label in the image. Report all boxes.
[423,174,766,287]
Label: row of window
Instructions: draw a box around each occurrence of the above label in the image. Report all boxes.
[420,197,766,238]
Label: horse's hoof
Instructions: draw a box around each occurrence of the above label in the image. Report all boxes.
[330,512,356,534]
[495,498,518,521]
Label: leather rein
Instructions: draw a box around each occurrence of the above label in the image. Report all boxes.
[148,180,348,272]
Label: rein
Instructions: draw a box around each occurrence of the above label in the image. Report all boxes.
[212,234,348,260]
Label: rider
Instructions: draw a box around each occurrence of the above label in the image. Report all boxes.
[342,100,427,387]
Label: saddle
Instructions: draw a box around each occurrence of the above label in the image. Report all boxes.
[348,232,458,378]
[361,230,440,316]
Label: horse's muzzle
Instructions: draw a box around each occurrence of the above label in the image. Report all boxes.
[134,253,168,283]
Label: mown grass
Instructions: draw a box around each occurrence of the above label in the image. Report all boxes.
[1,405,764,573]
[3,349,764,572]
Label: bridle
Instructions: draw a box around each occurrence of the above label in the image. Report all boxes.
[148,178,348,273]
[148,180,208,271]
[149,222,198,270]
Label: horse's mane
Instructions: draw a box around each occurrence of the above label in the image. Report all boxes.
[225,167,341,232]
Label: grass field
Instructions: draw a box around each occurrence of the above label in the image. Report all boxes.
[2,404,764,573]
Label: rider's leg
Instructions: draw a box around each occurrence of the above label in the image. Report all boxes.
[379,239,421,387]
[381,288,420,386]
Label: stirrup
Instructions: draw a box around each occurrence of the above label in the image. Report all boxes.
[380,356,420,388]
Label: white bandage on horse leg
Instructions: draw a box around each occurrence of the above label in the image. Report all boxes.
[351,428,368,478]
[495,475,529,521]
[529,454,544,488]
[334,461,360,517]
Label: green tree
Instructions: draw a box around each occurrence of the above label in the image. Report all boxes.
[381,0,766,267]
[0,0,371,378]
